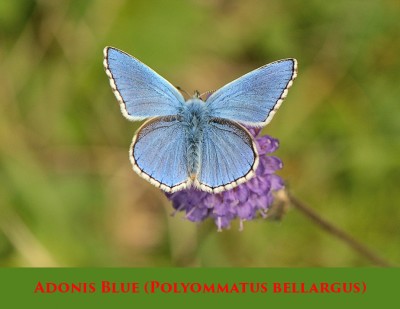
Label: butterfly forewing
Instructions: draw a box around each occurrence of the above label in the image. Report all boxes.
[104,47,185,121]
[206,59,297,126]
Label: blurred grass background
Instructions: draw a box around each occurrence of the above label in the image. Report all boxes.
[0,0,399,267]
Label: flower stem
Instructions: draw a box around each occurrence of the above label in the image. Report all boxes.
[286,191,395,267]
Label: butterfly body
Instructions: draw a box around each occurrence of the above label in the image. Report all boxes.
[180,98,209,177]
[104,47,297,193]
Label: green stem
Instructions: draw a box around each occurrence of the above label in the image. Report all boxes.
[286,191,395,267]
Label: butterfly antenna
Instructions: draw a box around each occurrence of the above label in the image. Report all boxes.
[199,89,216,100]
[176,86,191,99]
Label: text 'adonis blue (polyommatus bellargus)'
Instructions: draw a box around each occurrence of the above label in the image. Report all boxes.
[103,47,297,230]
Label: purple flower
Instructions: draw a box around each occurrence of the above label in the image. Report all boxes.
[165,129,285,231]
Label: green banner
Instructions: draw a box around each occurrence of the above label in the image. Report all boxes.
[0,268,397,307]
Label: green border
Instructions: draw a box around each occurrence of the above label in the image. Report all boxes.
[0,268,397,307]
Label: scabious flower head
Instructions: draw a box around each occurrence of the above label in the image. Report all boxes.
[165,127,285,231]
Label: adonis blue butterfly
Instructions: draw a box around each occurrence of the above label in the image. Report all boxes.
[103,47,297,194]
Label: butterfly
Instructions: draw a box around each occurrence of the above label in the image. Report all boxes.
[103,47,297,194]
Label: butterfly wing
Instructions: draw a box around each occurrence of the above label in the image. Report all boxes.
[194,118,259,193]
[130,116,191,193]
[205,59,297,126]
[104,47,185,120]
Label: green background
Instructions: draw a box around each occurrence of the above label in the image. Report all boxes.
[0,0,399,267]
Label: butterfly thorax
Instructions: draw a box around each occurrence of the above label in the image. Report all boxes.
[181,98,210,178]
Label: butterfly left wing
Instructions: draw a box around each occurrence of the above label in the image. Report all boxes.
[130,116,191,193]
[104,47,185,121]
[205,59,297,126]
[194,118,259,193]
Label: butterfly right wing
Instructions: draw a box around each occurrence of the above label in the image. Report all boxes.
[104,47,185,120]
[194,118,259,193]
[130,116,191,193]
[205,59,297,126]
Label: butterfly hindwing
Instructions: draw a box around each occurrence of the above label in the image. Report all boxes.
[206,59,297,126]
[104,47,185,120]
[130,116,190,193]
[195,118,259,193]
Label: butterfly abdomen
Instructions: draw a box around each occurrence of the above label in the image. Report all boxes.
[181,99,209,179]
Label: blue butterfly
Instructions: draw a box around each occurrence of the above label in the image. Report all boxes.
[103,47,297,193]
